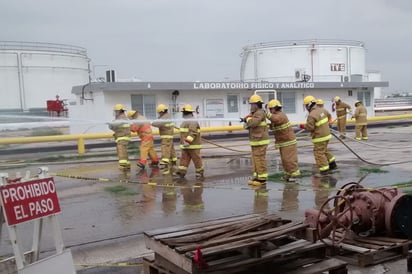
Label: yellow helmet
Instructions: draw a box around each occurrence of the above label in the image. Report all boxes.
[249,94,263,104]
[317,99,324,105]
[127,110,137,118]
[354,100,362,106]
[268,99,282,108]
[303,95,316,105]
[156,104,168,113]
[113,104,125,111]
[182,104,195,112]
[334,96,341,102]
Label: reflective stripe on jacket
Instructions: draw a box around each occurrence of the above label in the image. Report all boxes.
[246,108,270,147]
[267,111,297,148]
[305,107,332,143]
[354,104,367,126]
[130,115,153,140]
[335,101,351,119]
[109,113,131,142]
[151,113,175,138]
[179,115,202,149]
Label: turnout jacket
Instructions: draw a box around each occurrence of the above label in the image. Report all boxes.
[151,113,175,139]
[266,111,297,148]
[179,114,201,149]
[109,113,131,142]
[354,104,367,125]
[305,107,332,143]
[130,114,153,141]
[245,108,270,146]
[335,101,352,119]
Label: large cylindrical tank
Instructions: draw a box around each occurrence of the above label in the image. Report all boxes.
[240,39,366,83]
[0,41,90,112]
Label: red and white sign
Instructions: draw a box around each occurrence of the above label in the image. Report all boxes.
[0,177,61,225]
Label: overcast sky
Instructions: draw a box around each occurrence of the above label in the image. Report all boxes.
[1,0,411,93]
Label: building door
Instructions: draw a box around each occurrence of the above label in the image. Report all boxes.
[131,94,156,119]
[226,94,240,120]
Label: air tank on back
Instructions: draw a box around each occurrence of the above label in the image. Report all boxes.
[0,41,90,112]
[240,39,366,83]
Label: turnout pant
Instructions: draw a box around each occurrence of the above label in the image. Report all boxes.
[279,144,300,177]
[177,149,203,177]
[355,124,368,140]
[251,145,268,181]
[313,141,335,172]
[337,117,347,136]
[116,140,130,167]
[139,139,159,164]
[160,138,177,163]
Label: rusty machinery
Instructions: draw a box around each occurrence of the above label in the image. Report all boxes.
[304,182,412,245]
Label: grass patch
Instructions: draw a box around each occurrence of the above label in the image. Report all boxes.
[104,185,137,196]
[391,180,412,188]
[359,167,388,174]
[403,190,412,195]
[268,169,312,181]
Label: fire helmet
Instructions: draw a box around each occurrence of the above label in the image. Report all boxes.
[182,104,195,112]
[156,104,168,113]
[127,110,138,118]
[268,99,282,108]
[113,104,125,111]
[249,94,263,104]
[334,96,341,102]
[303,95,316,105]
[317,99,324,105]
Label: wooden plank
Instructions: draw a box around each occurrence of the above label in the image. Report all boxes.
[175,222,307,253]
[262,239,312,258]
[155,253,191,274]
[284,258,348,274]
[185,238,261,258]
[352,237,396,247]
[144,213,264,237]
[152,215,278,241]
[323,239,371,254]
[341,239,380,250]
[366,236,409,244]
[145,235,193,273]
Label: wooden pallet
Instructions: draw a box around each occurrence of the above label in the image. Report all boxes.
[144,213,346,274]
[323,236,411,267]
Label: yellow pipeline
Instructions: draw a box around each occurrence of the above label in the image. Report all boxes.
[0,114,411,155]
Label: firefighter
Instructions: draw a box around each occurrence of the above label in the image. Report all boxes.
[108,104,131,171]
[174,104,204,179]
[128,110,159,169]
[151,104,177,174]
[266,99,300,182]
[333,96,352,139]
[241,94,270,186]
[352,100,368,140]
[301,95,337,175]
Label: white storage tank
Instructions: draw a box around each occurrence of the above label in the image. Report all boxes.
[0,41,90,112]
[240,39,366,83]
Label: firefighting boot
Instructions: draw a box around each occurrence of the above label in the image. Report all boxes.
[329,161,338,171]
[150,161,159,167]
[136,161,146,169]
[195,170,204,180]
[118,164,130,171]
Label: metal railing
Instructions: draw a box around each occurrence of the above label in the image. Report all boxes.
[241,39,364,51]
[1,114,412,155]
[0,41,87,56]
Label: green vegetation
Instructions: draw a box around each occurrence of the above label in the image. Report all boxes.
[391,180,412,188]
[359,167,388,174]
[268,169,312,181]
[104,185,137,196]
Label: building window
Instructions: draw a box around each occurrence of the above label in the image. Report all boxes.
[274,92,296,113]
[357,91,371,107]
[227,95,239,113]
[348,90,353,96]
[131,94,156,119]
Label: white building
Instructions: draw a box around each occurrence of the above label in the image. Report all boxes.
[0,41,89,112]
[70,81,388,134]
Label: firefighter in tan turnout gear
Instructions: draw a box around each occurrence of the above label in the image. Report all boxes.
[242,94,270,187]
[333,96,352,139]
[128,110,159,169]
[174,104,204,180]
[109,104,131,171]
[352,100,368,140]
[151,104,178,174]
[302,96,337,175]
[266,99,301,182]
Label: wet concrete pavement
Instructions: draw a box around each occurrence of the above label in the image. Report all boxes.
[1,124,412,273]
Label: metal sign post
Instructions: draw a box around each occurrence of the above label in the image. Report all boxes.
[0,167,75,274]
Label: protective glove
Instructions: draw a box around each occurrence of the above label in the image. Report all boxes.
[183,140,191,147]
[299,124,306,130]
[240,114,252,123]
